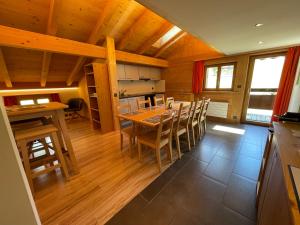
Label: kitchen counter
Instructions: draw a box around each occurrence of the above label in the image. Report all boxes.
[119,92,165,99]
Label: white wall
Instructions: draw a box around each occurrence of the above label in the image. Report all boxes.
[288,58,300,112]
[118,80,165,94]
[0,98,41,225]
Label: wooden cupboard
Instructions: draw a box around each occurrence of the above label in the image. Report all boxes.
[124,64,140,80]
[257,122,299,225]
[84,63,114,133]
[116,63,161,81]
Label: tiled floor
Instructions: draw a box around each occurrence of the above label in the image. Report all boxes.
[106,122,268,225]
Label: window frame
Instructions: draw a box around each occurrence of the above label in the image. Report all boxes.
[204,62,236,91]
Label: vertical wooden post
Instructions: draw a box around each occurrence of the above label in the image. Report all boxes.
[105,36,119,130]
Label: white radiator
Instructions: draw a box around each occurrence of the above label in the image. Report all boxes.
[207,101,229,118]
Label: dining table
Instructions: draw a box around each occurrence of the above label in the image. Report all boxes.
[6,102,79,174]
[118,101,191,127]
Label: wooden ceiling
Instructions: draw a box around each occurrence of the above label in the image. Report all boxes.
[0,0,222,88]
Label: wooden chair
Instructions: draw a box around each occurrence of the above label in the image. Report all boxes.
[136,98,151,110]
[118,102,135,155]
[15,124,69,194]
[188,100,201,146]
[199,98,210,136]
[137,114,174,172]
[173,102,192,159]
[154,96,165,106]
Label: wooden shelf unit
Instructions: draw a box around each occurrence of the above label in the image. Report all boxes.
[84,63,114,132]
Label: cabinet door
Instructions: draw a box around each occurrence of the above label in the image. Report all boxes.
[117,64,126,80]
[258,144,292,225]
[138,66,150,79]
[124,65,139,80]
[149,67,161,80]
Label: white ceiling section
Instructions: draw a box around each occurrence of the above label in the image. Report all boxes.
[137,0,300,55]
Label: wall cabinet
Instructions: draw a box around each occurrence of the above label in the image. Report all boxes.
[124,64,139,80]
[117,63,161,81]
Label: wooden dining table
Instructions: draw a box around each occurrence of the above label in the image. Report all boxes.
[6,102,79,174]
[118,101,190,127]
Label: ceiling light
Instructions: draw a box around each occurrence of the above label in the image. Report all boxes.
[258,41,264,45]
[255,23,264,27]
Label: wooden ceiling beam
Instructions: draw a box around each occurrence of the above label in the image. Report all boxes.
[116,8,148,51]
[154,31,187,57]
[41,0,60,87]
[136,21,173,55]
[0,48,12,88]
[0,25,107,58]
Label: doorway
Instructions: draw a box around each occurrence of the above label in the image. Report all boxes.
[243,53,286,124]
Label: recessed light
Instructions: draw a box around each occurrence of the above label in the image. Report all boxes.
[255,23,264,27]
[258,41,264,45]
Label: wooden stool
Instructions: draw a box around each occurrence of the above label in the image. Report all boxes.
[15,124,69,194]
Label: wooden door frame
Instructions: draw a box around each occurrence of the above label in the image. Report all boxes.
[241,52,287,126]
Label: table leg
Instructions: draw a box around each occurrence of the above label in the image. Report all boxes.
[54,109,79,174]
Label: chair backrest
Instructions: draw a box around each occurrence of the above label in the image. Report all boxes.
[189,100,199,123]
[174,103,190,132]
[201,98,211,118]
[136,98,151,110]
[154,96,165,106]
[117,102,132,129]
[156,114,174,145]
[68,98,84,111]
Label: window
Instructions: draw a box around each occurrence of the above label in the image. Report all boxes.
[152,26,182,48]
[204,63,236,90]
[20,99,35,106]
[37,98,50,104]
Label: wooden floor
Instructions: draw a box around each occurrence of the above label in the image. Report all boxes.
[34,119,175,225]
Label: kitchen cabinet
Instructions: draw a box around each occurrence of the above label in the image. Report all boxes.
[117,64,126,80]
[138,66,150,79]
[148,67,161,80]
[124,64,139,80]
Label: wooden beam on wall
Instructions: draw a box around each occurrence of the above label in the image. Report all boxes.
[116,50,168,67]
[0,48,12,88]
[41,0,60,87]
[137,21,173,54]
[105,37,119,130]
[116,9,148,50]
[0,25,107,58]
[154,31,187,57]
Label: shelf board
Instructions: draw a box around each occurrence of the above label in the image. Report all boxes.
[85,72,94,75]
[90,108,99,112]
[92,119,100,124]
[88,85,96,88]
[89,96,98,98]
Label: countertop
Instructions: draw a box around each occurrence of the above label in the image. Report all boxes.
[119,92,165,99]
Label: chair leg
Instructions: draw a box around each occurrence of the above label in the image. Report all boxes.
[204,119,207,134]
[175,135,181,159]
[168,141,173,163]
[191,125,196,146]
[129,136,133,157]
[120,133,123,151]
[138,141,142,161]
[155,147,162,172]
[19,140,34,194]
[186,129,191,151]
[51,132,70,180]
[41,138,54,166]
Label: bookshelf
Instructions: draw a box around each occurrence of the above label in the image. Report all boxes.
[84,63,114,132]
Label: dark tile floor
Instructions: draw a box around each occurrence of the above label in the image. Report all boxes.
[106,122,268,225]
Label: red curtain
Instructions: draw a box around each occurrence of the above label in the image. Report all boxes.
[3,96,18,106]
[50,93,61,102]
[192,61,205,94]
[272,46,300,121]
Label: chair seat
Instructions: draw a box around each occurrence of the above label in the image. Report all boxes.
[137,131,168,149]
[121,126,134,136]
[192,120,198,126]
[173,125,187,136]
[15,124,58,141]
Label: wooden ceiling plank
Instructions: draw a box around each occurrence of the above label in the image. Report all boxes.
[106,0,138,37]
[137,21,173,54]
[116,8,148,50]
[0,48,12,88]
[41,0,60,87]
[67,0,117,86]
[0,25,107,58]
[154,31,187,57]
